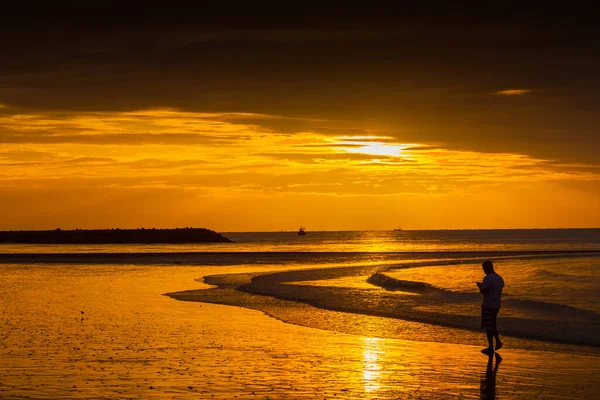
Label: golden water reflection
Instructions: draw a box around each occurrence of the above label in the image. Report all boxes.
[363,337,383,393]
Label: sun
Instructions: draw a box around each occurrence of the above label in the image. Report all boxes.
[335,136,411,157]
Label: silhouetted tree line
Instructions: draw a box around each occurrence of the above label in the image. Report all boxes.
[0,228,232,244]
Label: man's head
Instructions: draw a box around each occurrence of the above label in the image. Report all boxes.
[482,260,495,275]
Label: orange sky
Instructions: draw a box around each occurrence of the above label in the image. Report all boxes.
[0,107,598,230]
[1,10,599,230]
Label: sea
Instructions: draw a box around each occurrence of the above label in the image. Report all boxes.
[0,229,599,396]
[2,228,600,253]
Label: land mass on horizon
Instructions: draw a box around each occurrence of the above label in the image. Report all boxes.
[0,228,232,244]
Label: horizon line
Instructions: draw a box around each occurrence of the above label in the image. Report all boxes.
[1,227,599,233]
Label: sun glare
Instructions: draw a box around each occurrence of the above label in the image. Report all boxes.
[337,137,411,157]
[363,337,383,393]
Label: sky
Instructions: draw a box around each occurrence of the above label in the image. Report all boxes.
[0,6,599,230]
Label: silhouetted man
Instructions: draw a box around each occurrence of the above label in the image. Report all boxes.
[476,260,504,355]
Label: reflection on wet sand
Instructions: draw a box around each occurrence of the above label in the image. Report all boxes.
[1,262,599,398]
[480,353,502,399]
[363,337,382,393]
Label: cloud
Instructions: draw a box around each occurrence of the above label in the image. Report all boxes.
[0,107,597,198]
[155,28,400,50]
[0,106,598,229]
[494,89,532,96]
[0,133,256,145]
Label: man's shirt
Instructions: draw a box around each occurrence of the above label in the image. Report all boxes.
[481,273,504,308]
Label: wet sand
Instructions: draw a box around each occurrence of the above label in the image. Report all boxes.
[1,263,598,398]
[3,303,598,399]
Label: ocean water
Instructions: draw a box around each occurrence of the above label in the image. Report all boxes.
[1,229,599,397]
[1,229,599,350]
[384,255,599,313]
[1,228,599,253]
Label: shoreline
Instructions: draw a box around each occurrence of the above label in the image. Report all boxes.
[167,271,600,356]
[3,250,597,350]
[2,250,597,351]
[1,249,599,264]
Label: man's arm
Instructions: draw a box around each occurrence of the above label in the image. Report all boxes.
[476,281,489,295]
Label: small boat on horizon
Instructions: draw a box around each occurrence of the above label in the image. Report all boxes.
[297,227,307,236]
[393,227,403,231]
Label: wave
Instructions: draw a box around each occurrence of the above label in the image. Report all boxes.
[369,272,599,321]
[533,268,593,283]
[168,261,600,349]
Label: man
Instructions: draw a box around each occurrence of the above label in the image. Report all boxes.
[476,260,504,355]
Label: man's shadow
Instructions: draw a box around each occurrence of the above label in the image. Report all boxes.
[480,352,502,399]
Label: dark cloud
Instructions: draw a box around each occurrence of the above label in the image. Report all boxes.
[0,6,598,163]
[0,133,252,145]
[0,157,115,167]
[0,150,58,161]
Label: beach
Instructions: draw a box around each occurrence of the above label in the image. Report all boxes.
[1,247,599,398]
[4,7,600,398]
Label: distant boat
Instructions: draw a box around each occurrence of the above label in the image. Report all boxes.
[393,227,403,231]
[297,227,307,236]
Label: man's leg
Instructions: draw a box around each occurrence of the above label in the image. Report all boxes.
[481,307,498,354]
[484,330,494,353]
[494,330,503,350]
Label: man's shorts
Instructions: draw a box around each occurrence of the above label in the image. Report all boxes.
[481,306,499,330]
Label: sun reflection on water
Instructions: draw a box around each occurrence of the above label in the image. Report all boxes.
[363,337,383,393]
